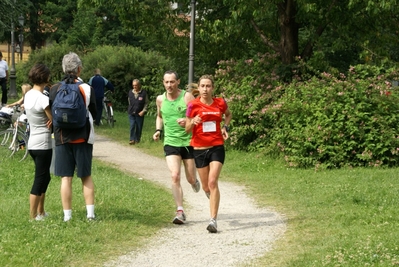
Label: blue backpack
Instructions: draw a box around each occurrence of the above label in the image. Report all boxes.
[52,81,87,129]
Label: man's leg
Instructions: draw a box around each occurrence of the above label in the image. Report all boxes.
[60,176,73,221]
[81,175,95,219]
[136,115,144,142]
[95,97,103,125]
[166,155,183,208]
[183,158,197,185]
[1,79,7,105]
[129,114,135,142]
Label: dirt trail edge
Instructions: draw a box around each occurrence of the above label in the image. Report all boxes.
[93,134,286,267]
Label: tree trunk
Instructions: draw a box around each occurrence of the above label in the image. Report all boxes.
[278,0,299,64]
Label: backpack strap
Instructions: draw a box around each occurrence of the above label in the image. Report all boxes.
[56,79,87,107]
[77,83,87,106]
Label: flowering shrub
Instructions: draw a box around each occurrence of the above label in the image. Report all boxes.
[217,57,399,168]
[265,65,399,168]
[216,53,285,150]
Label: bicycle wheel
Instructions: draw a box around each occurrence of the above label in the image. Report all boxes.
[0,128,29,161]
[0,129,13,158]
[106,106,114,127]
[100,101,107,126]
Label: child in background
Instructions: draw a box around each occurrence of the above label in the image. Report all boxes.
[6,83,32,109]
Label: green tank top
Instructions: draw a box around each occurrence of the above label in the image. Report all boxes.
[161,90,192,147]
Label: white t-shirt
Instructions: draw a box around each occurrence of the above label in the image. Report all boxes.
[24,89,52,150]
[0,60,8,78]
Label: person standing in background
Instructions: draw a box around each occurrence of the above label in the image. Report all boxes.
[24,64,53,221]
[128,79,148,145]
[185,74,232,233]
[88,68,114,126]
[0,51,9,106]
[49,52,97,222]
[153,70,200,224]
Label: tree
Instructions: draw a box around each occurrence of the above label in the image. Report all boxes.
[76,0,397,77]
[0,0,31,44]
[78,0,194,82]
[0,0,30,30]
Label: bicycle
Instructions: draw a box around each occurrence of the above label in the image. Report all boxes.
[0,106,29,161]
[101,90,115,127]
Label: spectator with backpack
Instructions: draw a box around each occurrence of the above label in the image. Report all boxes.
[88,68,114,126]
[49,52,97,222]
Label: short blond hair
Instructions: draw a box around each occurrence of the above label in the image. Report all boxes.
[21,84,32,95]
[186,83,199,97]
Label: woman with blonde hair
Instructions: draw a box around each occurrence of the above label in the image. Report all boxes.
[185,75,232,233]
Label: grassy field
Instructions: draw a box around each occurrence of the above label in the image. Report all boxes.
[1,110,399,266]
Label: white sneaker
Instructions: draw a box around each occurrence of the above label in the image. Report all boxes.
[35,215,44,221]
[35,212,49,221]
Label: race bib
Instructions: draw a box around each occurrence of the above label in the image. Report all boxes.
[203,121,216,132]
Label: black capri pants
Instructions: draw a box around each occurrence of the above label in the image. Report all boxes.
[29,149,52,196]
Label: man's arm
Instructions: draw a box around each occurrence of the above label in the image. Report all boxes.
[140,91,149,115]
[105,79,115,92]
[177,91,195,128]
[184,91,195,105]
[88,87,97,119]
[87,76,93,86]
[153,95,163,141]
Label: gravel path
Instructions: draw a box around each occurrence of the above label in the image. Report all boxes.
[93,134,286,267]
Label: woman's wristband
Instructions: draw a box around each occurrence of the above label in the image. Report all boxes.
[223,125,230,132]
[155,129,163,134]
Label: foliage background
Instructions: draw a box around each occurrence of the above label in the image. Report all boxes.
[17,44,174,113]
[3,0,399,168]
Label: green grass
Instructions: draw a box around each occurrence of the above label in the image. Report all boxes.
[2,110,399,266]
[0,110,173,267]
[224,157,399,266]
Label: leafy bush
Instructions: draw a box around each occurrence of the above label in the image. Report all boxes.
[18,45,173,113]
[217,54,399,168]
[215,53,285,150]
[17,43,77,88]
[267,65,399,168]
[80,45,172,113]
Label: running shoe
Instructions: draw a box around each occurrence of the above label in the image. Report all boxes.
[35,212,49,221]
[192,178,200,193]
[35,214,45,221]
[172,210,186,224]
[207,218,217,233]
[87,217,96,222]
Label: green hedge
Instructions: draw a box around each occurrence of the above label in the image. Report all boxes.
[267,66,399,168]
[16,44,174,113]
[218,58,399,168]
